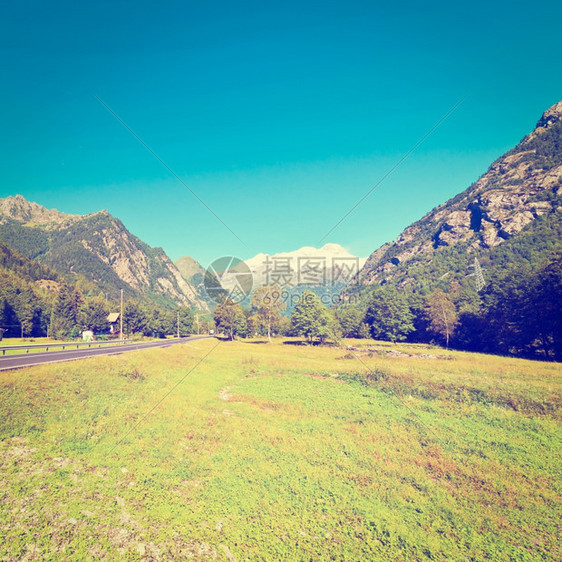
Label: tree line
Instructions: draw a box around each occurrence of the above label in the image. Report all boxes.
[213,252,562,361]
[0,239,197,340]
[0,277,195,340]
[2,233,559,359]
[213,286,338,344]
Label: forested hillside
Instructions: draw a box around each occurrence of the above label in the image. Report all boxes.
[340,101,562,360]
[0,240,195,339]
[0,195,207,311]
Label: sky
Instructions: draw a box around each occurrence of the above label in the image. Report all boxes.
[1,0,561,267]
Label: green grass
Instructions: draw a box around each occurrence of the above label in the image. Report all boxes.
[0,338,560,560]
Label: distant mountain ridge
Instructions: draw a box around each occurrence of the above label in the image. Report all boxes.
[175,255,205,281]
[0,194,80,226]
[175,244,366,312]
[244,243,367,288]
[0,195,208,310]
[355,100,562,290]
[174,255,221,309]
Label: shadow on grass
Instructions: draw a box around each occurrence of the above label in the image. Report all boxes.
[282,340,339,347]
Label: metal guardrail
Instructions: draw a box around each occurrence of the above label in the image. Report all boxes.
[0,339,135,356]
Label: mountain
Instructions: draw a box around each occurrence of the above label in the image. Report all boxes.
[0,195,79,225]
[0,195,207,310]
[176,244,367,312]
[0,239,62,337]
[240,244,367,313]
[175,255,206,281]
[355,101,562,292]
[174,255,221,309]
[244,243,367,289]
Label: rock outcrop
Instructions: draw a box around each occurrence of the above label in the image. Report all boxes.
[357,101,562,287]
[0,194,79,226]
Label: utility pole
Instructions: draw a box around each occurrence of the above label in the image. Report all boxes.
[177,311,180,338]
[194,312,210,335]
[120,289,124,339]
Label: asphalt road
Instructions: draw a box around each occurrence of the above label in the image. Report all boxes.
[0,336,213,372]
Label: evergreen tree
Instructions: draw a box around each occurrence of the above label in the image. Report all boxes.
[50,283,77,338]
[533,254,562,360]
[177,306,194,336]
[80,296,110,334]
[71,288,85,317]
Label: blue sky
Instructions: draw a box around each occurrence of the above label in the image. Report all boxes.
[1,0,561,266]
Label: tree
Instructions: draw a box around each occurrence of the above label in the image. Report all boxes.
[479,264,535,356]
[177,306,194,336]
[532,254,562,360]
[213,299,247,340]
[454,310,487,351]
[1,299,19,338]
[290,291,338,344]
[335,306,368,339]
[148,307,169,338]
[123,300,149,335]
[246,310,260,337]
[250,285,286,342]
[487,252,562,361]
[80,296,110,334]
[161,310,177,337]
[364,287,414,343]
[70,288,85,317]
[277,315,291,336]
[50,283,78,338]
[425,289,458,348]
[18,302,34,338]
[485,252,562,359]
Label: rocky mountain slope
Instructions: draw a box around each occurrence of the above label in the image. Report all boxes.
[175,255,206,282]
[174,255,220,309]
[0,195,207,310]
[356,101,562,290]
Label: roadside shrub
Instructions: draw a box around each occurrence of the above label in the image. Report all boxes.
[117,365,144,381]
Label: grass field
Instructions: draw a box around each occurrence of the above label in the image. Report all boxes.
[0,338,560,560]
